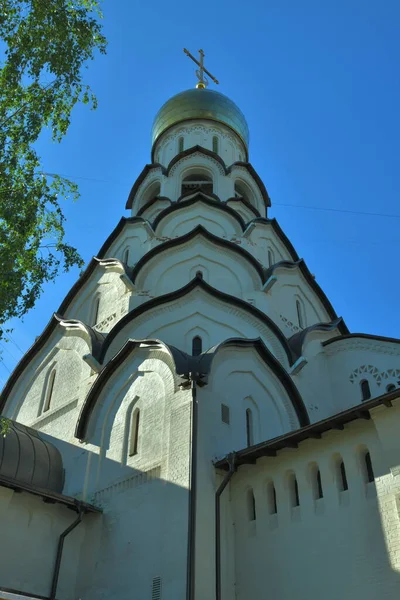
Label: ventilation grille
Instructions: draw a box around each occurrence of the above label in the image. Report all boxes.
[152,577,162,600]
[221,403,230,424]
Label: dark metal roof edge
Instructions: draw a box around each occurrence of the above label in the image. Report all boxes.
[214,391,399,470]
[0,473,101,513]
[322,333,400,347]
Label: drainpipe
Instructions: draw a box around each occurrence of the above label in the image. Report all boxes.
[186,372,199,600]
[50,507,84,600]
[215,452,236,600]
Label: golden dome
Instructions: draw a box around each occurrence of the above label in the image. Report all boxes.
[152,88,249,151]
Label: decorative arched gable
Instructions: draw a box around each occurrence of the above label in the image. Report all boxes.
[130,225,264,297]
[200,339,308,456]
[75,339,180,440]
[60,258,134,327]
[264,260,347,331]
[126,163,166,210]
[97,217,154,260]
[0,315,97,419]
[153,193,245,238]
[100,277,294,367]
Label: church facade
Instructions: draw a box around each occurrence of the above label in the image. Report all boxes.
[1,81,400,600]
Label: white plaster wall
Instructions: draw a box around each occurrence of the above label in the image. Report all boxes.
[226,406,400,600]
[194,346,301,600]
[153,121,246,167]
[0,487,91,600]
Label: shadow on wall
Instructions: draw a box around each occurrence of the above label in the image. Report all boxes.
[0,432,190,600]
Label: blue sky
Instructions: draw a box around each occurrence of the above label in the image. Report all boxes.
[1,0,400,385]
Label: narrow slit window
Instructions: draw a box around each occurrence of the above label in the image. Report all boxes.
[296,299,304,329]
[289,474,300,507]
[339,460,348,491]
[178,136,184,153]
[43,369,56,413]
[247,488,256,521]
[267,249,274,267]
[196,270,203,279]
[360,379,371,401]
[92,296,100,326]
[316,469,323,499]
[364,451,375,483]
[212,135,219,154]
[267,481,277,514]
[192,336,202,356]
[123,247,129,264]
[221,403,230,424]
[129,409,140,457]
[246,408,254,447]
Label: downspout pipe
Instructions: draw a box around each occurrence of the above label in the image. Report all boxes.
[186,372,200,600]
[215,452,236,600]
[49,507,84,600]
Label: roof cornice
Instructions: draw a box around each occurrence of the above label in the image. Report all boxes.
[322,333,400,347]
[214,390,399,471]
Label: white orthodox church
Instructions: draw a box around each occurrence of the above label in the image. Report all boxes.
[1,65,400,600]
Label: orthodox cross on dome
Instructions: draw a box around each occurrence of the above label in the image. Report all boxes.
[183,48,219,88]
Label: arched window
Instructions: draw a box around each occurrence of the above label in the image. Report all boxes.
[386,383,396,393]
[192,336,202,356]
[266,481,277,515]
[212,135,219,154]
[267,249,274,267]
[141,180,161,208]
[360,379,371,401]
[196,270,203,279]
[289,473,300,507]
[339,460,348,491]
[234,180,253,205]
[129,409,140,457]
[43,369,56,413]
[178,136,184,153]
[123,247,129,264]
[246,408,254,447]
[362,450,375,484]
[247,488,256,521]
[181,173,213,196]
[92,296,100,326]
[296,299,304,329]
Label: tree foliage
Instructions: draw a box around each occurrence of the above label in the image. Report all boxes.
[0,0,106,339]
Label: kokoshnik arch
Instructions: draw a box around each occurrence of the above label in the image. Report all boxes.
[1,49,400,600]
